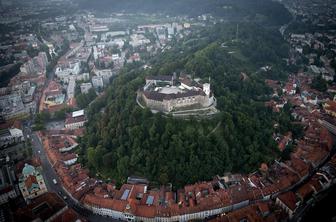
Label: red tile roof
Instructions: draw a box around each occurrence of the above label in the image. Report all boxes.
[277,192,298,211]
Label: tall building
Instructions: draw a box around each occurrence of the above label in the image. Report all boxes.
[0,165,19,205]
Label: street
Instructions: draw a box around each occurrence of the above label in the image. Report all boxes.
[29,131,118,222]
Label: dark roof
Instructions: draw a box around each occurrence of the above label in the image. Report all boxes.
[14,192,66,221]
[146,75,172,81]
[65,115,86,125]
[277,191,298,211]
[181,78,194,87]
[143,90,205,101]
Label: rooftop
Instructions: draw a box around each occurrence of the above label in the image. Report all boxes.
[72,109,84,118]
[14,192,66,221]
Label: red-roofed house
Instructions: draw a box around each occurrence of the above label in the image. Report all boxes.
[323,100,336,117]
[275,191,300,219]
[65,110,86,129]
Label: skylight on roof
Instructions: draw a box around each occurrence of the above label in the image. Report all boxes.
[146,195,154,205]
[121,189,130,200]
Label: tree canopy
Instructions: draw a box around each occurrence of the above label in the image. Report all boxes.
[79,23,292,189]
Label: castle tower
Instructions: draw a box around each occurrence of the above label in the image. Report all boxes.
[203,82,211,96]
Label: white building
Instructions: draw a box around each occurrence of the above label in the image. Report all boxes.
[67,77,76,99]
[63,153,78,166]
[0,128,24,148]
[55,60,81,82]
[129,34,150,47]
[59,142,78,153]
[90,25,109,33]
[110,38,125,48]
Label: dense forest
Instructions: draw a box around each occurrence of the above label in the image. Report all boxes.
[78,23,297,189]
[0,63,22,87]
[78,0,291,26]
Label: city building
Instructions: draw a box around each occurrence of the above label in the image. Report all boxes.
[48,135,78,153]
[139,74,214,112]
[40,81,65,113]
[0,93,30,120]
[94,69,114,85]
[62,153,78,166]
[55,60,81,83]
[18,163,47,202]
[0,165,19,205]
[65,110,87,129]
[323,100,336,117]
[67,77,76,99]
[14,192,84,222]
[275,192,300,219]
[20,81,36,104]
[0,127,24,148]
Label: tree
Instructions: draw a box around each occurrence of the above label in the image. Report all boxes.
[78,21,290,188]
[311,75,327,92]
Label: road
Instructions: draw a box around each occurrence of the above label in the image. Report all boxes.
[28,129,117,222]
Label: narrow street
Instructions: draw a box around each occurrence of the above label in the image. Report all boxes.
[30,131,117,222]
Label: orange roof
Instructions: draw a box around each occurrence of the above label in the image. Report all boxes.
[324,100,336,113]
[260,163,268,172]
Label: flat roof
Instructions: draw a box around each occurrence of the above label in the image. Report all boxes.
[157,86,184,95]
[72,110,84,118]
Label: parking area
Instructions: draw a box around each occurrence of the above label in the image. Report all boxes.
[45,120,65,130]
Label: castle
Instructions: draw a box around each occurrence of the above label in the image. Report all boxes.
[139,74,215,113]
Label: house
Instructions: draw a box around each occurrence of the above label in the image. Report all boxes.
[48,135,78,152]
[62,153,78,166]
[323,100,336,117]
[278,132,293,152]
[65,110,86,130]
[275,191,300,219]
[283,82,297,95]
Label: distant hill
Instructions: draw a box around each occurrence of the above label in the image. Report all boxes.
[77,0,291,26]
